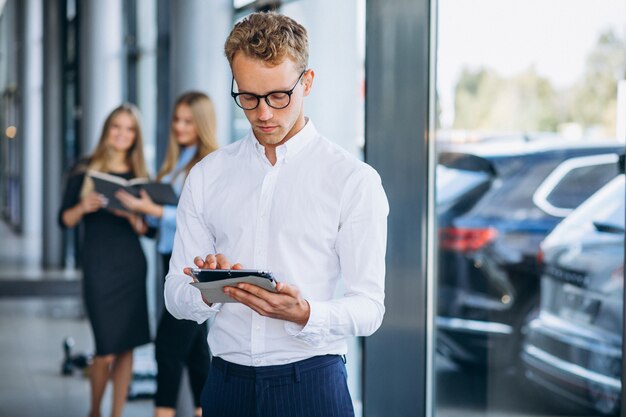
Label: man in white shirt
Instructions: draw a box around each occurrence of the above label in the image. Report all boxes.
[164,11,388,417]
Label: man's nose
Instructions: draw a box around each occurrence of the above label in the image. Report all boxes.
[257,99,273,121]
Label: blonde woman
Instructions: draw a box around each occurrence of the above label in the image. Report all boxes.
[116,92,218,417]
[59,103,151,417]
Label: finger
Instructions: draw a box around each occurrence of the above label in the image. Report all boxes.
[202,254,217,269]
[194,256,206,268]
[215,253,231,269]
[115,192,131,203]
[232,263,243,270]
[224,286,274,311]
[139,189,153,202]
[275,281,295,294]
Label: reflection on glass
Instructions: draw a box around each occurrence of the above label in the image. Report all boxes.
[434,1,625,416]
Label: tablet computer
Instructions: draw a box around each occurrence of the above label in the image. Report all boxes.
[188,268,277,303]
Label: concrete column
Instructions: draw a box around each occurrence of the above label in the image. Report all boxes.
[137,0,158,171]
[170,0,232,145]
[42,0,64,268]
[19,0,43,261]
[282,0,363,157]
[79,0,124,151]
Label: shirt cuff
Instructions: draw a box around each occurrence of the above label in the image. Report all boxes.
[284,299,330,346]
[145,215,159,228]
[184,287,222,324]
[162,205,177,226]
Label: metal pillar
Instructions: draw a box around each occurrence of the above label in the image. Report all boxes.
[363,1,434,416]
[42,0,65,268]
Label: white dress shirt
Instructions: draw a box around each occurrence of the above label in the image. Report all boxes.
[165,119,389,366]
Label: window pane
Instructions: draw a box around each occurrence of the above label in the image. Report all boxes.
[433,1,626,416]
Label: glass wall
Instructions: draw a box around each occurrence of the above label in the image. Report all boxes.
[433,1,626,416]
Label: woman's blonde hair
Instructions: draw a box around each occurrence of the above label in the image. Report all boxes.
[157,91,219,181]
[224,11,308,72]
[81,103,148,196]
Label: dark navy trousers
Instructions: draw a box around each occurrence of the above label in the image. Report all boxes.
[201,355,355,417]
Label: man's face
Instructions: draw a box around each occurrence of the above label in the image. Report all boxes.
[231,54,312,148]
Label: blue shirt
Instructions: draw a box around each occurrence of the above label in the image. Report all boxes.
[148,145,197,254]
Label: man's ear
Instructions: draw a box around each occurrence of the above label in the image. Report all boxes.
[303,69,315,96]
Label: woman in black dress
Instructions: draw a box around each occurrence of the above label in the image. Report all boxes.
[59,103,151,417]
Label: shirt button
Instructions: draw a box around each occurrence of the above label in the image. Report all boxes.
[255,326,261,331]
[254,359,261,365]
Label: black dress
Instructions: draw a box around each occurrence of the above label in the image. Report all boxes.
[59,164,151,355]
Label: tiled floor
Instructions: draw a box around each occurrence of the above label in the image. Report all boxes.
[0,221,195,417]
[0,298,154,417]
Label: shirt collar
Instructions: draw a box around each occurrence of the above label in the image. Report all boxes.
[249,118,317,163]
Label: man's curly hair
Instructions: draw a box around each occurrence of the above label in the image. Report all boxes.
[224,12,308,72]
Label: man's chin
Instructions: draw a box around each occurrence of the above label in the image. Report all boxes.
[253,130,284,146]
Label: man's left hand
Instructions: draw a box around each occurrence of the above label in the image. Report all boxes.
[224,282,310,326]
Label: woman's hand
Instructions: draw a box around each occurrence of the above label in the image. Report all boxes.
[62,191,106,228]
[81,192,106,214]
[115,189,163,217]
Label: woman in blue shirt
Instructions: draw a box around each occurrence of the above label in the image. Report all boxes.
[117,92,218,417]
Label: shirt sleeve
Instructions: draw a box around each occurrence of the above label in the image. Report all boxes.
[285,165,389,345]
[164,167,221,323]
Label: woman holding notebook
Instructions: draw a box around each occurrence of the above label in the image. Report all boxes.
[58,103,151,417]
[116,91,219,417]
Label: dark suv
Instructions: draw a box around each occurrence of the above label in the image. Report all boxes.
[436,141,623,368]
[521,173,624,416]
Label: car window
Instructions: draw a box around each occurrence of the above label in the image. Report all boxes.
[572,175,625,228]
[436,165,489,206]
[546,163,618,208]
[468,157,560,220]
[534,154,620,217]
[543,175,625,247]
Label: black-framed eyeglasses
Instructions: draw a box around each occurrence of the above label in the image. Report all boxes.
[231,70,306,110]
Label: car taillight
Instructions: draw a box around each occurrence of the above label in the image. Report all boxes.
[439,227,497,252]
[537,249,544,266]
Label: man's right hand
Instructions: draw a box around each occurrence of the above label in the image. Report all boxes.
[183,254,244,279]
[183,254,243,307]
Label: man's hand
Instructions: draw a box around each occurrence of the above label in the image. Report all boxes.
[182,253,244,277]
[225,281,311,326]
[183,254,244,307]
[181,254,310,326]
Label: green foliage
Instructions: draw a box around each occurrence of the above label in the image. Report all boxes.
[453,67,559,131]
[566,30,626,133]
[452,29,626,136]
